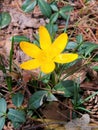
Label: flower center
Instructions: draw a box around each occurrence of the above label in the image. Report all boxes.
[37,51,52,64]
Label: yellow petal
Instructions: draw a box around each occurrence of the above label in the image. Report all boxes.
[41,62,55,74]
[20,59,40,70]
[54,53,78,63]
[39,26,52,50]
[49,33,68,57]
[20,42,41,58]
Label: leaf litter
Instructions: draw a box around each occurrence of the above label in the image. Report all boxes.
[0,0,98,130]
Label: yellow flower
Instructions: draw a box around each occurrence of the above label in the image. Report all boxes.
[20,26,78,74]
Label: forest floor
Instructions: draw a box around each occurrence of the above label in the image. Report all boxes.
[0,0,98,130]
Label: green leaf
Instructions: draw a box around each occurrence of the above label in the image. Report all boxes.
[50,12,59,23]
[0,98,7,116]
[76,34,83,44]
[0,14,2,22]
[60,59,80,72]
[8,109,26,123]
[73,81,81,107]
[6,76,12,92]
[0,12,11,29]
[84,42,98,56]
[76,107,91,113]
[12,35,30,43]
[46,23,58,39]
[40,74,50,83]
[0,117,5,130]
[59,5,73,13]
[59,12,68,19]
[93,55,98,61]
[53,80,75,97]
[12,92,24,107]
[80,91,98,106]
[21,0,37,13]
[12,122,21,128]
[47,92,57,101]
[28,91,57,110]
[59,6,73,19]
[78,42,98,56]
[50,4,58,11]
[92,66,98,71]
[29,90,48,109]
[9,37,14,76]
[38,0,52,18]
[66,41,78,50]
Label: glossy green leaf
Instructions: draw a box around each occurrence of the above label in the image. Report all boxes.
[46,23,58,39]
[8,109,26,123]
[59,12,68,19]
[47,92,57,101]
[12,122,21,128]
[84,42,98,56]
[93,55,98,61]
[0,12,11,29]
[59,5,73,13]
[50,4,58,11]
[40,73,50,83]
[53,80,75,97]
[59,5,73,19]
[0,98,7,116]
[66,41,78,50]
[50,12,59,23]
[92,66,98,71]
[12,35,30,43]
[78,42,98,56]
[38,0,52,17]
[12,92,24,107]
[0,117,5,130]
[29,90,57,110]
[76,34,83,44]
[29,90,48,109]
[21,0,37,13]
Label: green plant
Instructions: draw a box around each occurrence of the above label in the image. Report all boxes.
[1,23,98,128]
[1,1,98,129]
[50,3,73,24]
[21,0,73,23]
[0,94,25,129]
[0,12,11,29]
[21,0,52,17]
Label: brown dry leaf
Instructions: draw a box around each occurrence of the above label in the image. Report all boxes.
[65,114,91,130]
[0,40,6,48]
[41,102,70,121]
[80,82,98,90]
[95,30,98,40]
[3,122,13,130]
[3,36,12,56]
[33,5,42,17]
[9,8,45,29]
[37,119,66,130]
[22,70,33,83]
[66,70,87,84]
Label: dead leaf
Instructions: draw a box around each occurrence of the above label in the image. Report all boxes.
[80,82,98,90]
[9,8,45,29]
[65,114,91,130]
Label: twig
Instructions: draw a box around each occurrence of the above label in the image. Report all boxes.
[23,121,66,130]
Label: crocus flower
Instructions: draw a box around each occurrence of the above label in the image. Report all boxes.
[20,26,78,74]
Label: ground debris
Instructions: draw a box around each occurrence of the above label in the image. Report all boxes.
[65,114,91,130]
